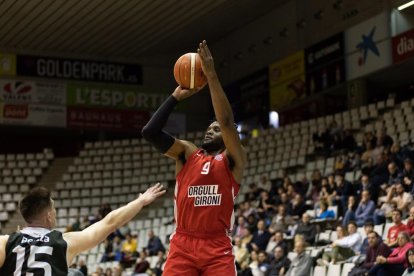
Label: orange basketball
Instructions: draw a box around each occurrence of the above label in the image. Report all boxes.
[173,53,207,89]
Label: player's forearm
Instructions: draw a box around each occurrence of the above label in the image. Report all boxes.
[103,198,145,231]
[207,74,235,127]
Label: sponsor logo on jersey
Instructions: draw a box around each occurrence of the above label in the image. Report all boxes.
[21,235,50,244]
[214,154,223,161]
[188,185,222,206]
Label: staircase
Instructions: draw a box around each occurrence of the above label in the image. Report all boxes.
[1,157,73,234]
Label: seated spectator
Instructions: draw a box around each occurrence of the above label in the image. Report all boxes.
[265,230,288,256]
[403,248,414,276]
[319,221,362,265]
[287,194,306,218]
[316,200,335,220]
[406,207,414,241]
[267,245,291,276]
[121,233,138,265]
[375,184,412,224]
[294,213,316,245]
[403,158,414,193]
[146,230,165,256]
[78,259,87,276]
[349,231,392,276]
[132,250,150,276]
[151,250,166,276]
[258,250,270,275]
[342,195,358,227]
[360,221,375,255]
[269,204,294,234]
[233,215,249,238]
[257,191,275,218]
[249,250,263,276]
[101,238,115,262]
[344,190,376,227]
[249,220,272,252]
[285,240,312,276]
[258,174,272,192]
[234,237,250,267]
[368,232,413,276]
[112,236,123,261]
[386,209,409,248]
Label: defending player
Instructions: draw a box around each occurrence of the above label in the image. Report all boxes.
[0,183,165,275]
[142,40,247,275]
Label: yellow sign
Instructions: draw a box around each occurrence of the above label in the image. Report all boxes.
[0,53,16,76]
[269,51,305,109]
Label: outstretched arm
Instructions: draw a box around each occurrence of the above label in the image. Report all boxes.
[0,235,9,269]
[63,183,165,266]
[141,87,199,161]
[198,41,247,183]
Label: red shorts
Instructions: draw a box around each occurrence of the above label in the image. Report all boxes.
[163,231,236,276]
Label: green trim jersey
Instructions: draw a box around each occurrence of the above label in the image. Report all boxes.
[0,227,68,276]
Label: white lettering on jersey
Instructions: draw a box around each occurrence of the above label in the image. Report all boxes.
[201,161,210,175]
[188,185,222,206]
[21,235,50,244]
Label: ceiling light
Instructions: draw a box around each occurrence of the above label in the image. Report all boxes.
[398,0,414,10]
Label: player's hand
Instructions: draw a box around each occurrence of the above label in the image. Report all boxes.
[139,183,166,206]
[198,40,216,78]
[172,86,205,101]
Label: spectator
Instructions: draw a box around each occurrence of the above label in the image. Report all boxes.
[402,158,414,193]
[249,220,272,252]
[152,250,166,276]
[368,231,413,276]
[146,230,165,256]
[294,213,316,245]
[345,190,376,227]
[113,236,123,261]
[287,194,306,218]
[334,173,354,215]
[376,184,412,224]
[269,204,294,234]
[387,162,403,186]
[403,248,414,276]
[257,191,275,218]
[316,200,335,220]
[242,228,254,248]
[258,250,270,275]
[233,215,249,238]
[406,207,414,240]
[349,231,392,276]
[386,209,409,248]
[360,221,375,255]
[78,259,87,276]
[249,250,263,276]
[101,238,115,262]
[266,230,288,256]
[132,250,150,276]
[342,195,358,227]
[362,140,375,163]
[266,246,291,276]
[98,203,112,220]
[356,174,379,203]
[318,221,362,265]
[234,237,250,267]
[104,268,112,276]
[285,240,312,276]
[258,174,272,192]
[113,263,123,276]
[121,233,138,265]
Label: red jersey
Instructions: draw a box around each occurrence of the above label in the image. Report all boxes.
[174,149,240,236]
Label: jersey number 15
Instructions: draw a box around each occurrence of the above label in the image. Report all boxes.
[12,245,53,276]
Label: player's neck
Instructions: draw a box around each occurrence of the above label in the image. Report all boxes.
[26,222,51,230]
[202,148,224,156]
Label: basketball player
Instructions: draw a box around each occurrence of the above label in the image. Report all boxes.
[142,40,247,275]
[0,183,165,275]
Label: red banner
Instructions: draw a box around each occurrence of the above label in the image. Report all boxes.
[392,28,414,64]
[67,107,150,131]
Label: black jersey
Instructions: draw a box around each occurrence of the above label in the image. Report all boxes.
[0,227,68,276]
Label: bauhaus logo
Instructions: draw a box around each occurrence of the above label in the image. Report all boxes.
[392,28,414,64]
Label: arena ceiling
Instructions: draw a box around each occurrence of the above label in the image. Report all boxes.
[0,0,288,63]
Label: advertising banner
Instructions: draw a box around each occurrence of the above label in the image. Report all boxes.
[1,104,66,127]
[345,12,392,80]
[392,28,414,64]
[67,106,150,131]
[67,84,168,111]
[305,33,345,94]
[269,51,305,109]
[17,55,142,84]
[0,53,16,76]
[224,68,269,122]
[0,80,66,105]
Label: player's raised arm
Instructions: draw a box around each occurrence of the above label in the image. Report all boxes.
[198,40,247,182]
[141,86,201,161]
[63,183,165,265]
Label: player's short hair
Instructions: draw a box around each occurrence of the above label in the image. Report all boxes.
[19,186,52,223]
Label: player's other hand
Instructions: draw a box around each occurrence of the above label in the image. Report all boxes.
[139,183,166,206]
[172,85,205,101]
[198,40,216,78]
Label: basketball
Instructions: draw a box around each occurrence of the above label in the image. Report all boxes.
[173,53,207,89]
